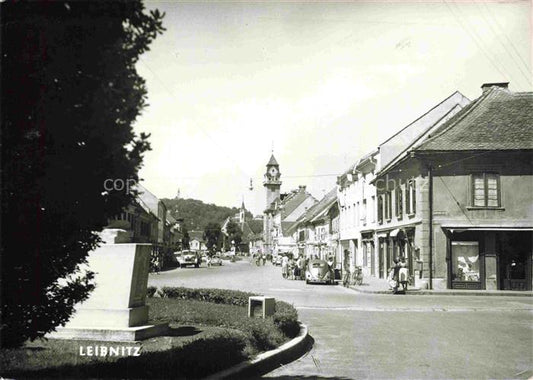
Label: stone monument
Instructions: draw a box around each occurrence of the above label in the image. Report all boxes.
[48,230,168,341]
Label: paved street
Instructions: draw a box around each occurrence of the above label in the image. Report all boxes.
[149,259,533,379]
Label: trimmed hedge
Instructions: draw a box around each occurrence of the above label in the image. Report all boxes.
[151,287,300,339]
[159,286,257,307]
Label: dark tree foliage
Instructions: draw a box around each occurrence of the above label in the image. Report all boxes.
[0,1,164,347]
[225,221,243,251]
[203,223,222,254]
[182,227,191,250]
[163,198,253,231]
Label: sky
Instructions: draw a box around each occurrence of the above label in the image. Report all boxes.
[134,0,532,216]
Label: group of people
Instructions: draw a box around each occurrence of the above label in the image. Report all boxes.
[387,256,409,293]
[281,255,308,280]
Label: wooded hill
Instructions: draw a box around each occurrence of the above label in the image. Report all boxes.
[162,198,253,231]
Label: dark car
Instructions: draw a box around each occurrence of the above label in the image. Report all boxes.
[305,259,335,285]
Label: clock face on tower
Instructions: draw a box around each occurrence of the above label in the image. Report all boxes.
[269,167,278,178]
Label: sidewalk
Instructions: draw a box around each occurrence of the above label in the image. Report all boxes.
[349,275,533,297]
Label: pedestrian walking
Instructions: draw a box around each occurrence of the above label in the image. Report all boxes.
[399,256,408,291]
[281,254,289,279]
[391,257,402,294]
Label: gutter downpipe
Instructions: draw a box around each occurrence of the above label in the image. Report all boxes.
[428,164,433,290]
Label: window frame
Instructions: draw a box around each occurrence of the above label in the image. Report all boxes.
[470,172,501,208]
[395,185,403,219]
[406,179,416,215]
[385,191,392,221]
[377,195,383,224]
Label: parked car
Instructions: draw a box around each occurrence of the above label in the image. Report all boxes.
[210,255,223,266]
[305,259,335,285]
[175,250,200,268]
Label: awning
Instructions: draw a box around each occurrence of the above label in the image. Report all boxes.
[389,228,401,237]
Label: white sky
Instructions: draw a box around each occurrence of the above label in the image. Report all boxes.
[134,0,532,216]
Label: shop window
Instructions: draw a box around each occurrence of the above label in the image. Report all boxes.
[451,241,480,283]
[471,173,500,208]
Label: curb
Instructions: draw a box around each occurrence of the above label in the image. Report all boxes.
[350,285,533,297]
[203,322,311,380]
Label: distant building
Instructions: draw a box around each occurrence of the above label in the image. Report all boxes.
[262,154,317,255]
[189,230,206,252]
[221,201,263,253]
[287,188,339,262]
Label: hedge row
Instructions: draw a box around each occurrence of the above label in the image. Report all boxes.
[158,286,257,306]
[147,286,300,339]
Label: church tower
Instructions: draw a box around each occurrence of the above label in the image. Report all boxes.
[263,154,282,209]
[239,198,246,226]
[263,154,281,255]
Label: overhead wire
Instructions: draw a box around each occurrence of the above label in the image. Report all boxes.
[443,0,529,90]
[473,0,532,87]
[479,0,532,84]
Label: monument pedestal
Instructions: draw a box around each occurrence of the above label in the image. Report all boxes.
[48,242,167,341]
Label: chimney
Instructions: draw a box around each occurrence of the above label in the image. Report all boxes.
[299,185,306,192]
[481,82,509,94]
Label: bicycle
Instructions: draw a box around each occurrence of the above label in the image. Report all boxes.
[352,266,363,286]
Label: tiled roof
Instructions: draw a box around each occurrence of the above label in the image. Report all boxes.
[295,188,337,225]
[189,230,204,241]
[247,219,263,235]
[281,221,297,237]
[416,87,533,151]
[267,154,279,166]
[135,183,161,216]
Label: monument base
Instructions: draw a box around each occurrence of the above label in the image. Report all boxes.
[47,323,168,342]
[65,306,149,328]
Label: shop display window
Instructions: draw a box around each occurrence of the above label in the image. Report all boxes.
[451,241,480,282]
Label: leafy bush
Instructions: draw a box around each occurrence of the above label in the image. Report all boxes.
[273,301,300,338]
[241,318,285,354]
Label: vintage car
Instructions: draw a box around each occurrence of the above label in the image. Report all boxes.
[305,259,335,285]
[175,250,200,268]
[209,255,223,266]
